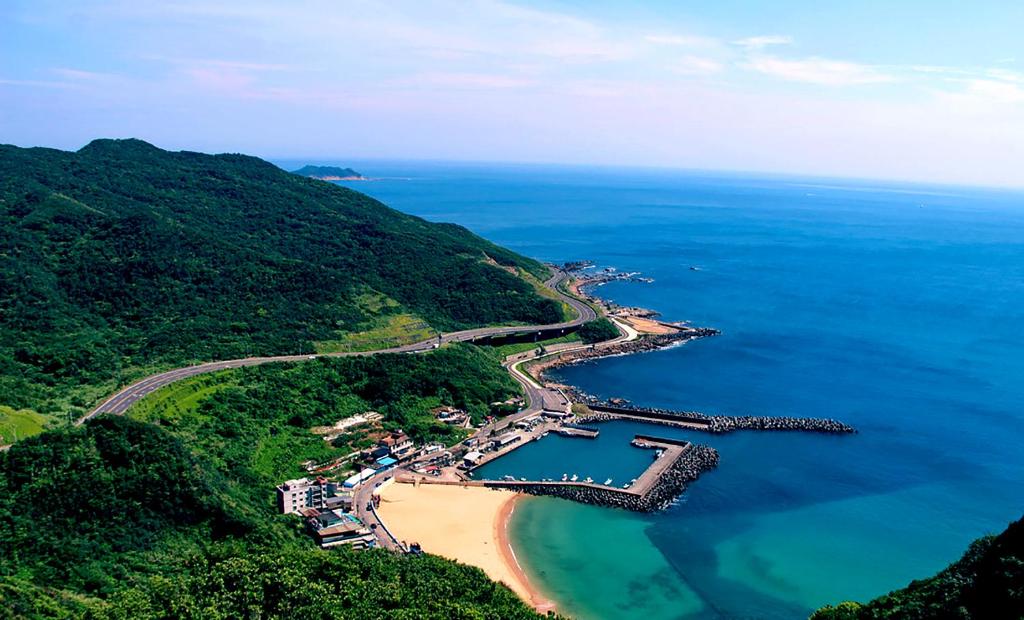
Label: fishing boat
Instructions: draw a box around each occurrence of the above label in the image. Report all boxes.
[561,473,568,481]
[570,474,579,482]
[604,478,613,485]
[584,477,594,483]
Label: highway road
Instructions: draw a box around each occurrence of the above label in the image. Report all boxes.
[82,270,596,422]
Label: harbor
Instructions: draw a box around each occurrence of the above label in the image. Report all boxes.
[396,429,719,513]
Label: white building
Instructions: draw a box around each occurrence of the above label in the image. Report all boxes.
[343,468,377,489]
[462,451,484,468]
[277,477,335,514]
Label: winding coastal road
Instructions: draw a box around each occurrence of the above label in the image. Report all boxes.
[81,271,596,422]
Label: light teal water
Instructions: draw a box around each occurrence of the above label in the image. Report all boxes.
[303,161,1024,619]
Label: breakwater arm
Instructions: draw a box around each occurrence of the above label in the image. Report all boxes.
[577,403,855,434]
[484,438,720,513]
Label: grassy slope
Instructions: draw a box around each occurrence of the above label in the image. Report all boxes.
[128,345,517,490]
[0,138,561,431]
[0,406,49,446]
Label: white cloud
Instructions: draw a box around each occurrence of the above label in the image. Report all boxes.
[672,56,723,76]
[961,78,1024,103]
[52,68,119,81]
[644,34,718,47]
[401,72,536,89]
[744,56,896,86]
[985,68,1024,84]
[733,35,793,50]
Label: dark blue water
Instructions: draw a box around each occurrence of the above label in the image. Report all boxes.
[293,160,1024,619]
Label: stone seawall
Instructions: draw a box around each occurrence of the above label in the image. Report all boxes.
[577,403,855,434]
[485,443,720,512]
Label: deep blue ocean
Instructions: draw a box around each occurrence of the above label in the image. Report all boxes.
[289,159,1024,619]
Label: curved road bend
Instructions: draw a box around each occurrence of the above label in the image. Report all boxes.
[82,271,596,422]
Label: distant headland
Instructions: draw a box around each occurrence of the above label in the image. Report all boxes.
[291,164,367,181]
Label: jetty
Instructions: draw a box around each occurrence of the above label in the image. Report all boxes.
[577,403,855,434]
[555,423,600,439]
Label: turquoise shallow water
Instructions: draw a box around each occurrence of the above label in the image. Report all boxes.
[294,160,1024,619]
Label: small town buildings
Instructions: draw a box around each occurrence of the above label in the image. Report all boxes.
[434,406,469,426]
[375,456,398,469]
[276,476,340,514]
[462,450,484,468]
[378,431,414,457]
[343,467,377,488]
[302,508,375,549]
[361,446,391,463]
[323,492,354,511]
[490,434,521,451]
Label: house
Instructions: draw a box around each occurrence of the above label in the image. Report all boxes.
[276,476,340,514]
[361,446,391,464]
[490,434,521,451]
[343,467,377,488]
[323,492,354,511]
[378,431,415,457]
[375,456,398,469]
[434,406,469,426]
[462,450,484,468]
[314,521,375,549]
[303,508,376,549]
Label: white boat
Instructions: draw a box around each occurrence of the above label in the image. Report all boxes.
[570,474,579,482]
[561,473,568,481]
[604,478,613,485]
[584,477,593,483]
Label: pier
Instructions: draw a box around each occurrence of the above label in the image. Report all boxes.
[556,424,600,439]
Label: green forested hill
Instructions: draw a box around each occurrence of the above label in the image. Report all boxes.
[0,349,551,619]
[0,139,561,424]
[291,164,364,179]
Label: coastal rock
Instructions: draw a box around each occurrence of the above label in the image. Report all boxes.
[527,327,720,381]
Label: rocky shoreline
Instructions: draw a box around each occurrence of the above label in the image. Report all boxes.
[526,327,720,383]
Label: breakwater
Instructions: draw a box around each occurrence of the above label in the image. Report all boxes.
[577,403,855,434]
[484,439,720,512]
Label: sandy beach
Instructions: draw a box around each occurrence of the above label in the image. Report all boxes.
[620,315,679,335]
[376,481,554,612]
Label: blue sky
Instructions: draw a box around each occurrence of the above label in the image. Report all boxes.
[2,0,1023,187]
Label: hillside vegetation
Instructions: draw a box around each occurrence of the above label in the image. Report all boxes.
[0,349,551,619]
[811,516,1023,619]
[128,345,518,495]
[0,139,562,426]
